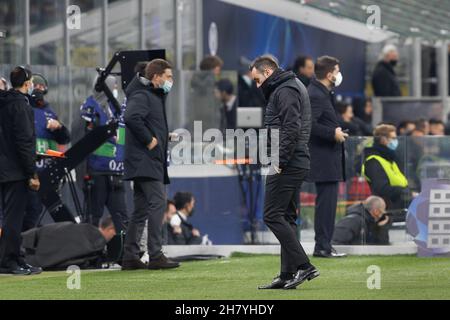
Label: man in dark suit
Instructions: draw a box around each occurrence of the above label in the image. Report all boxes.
[238,70,265,107]
[292,55,315,87]
[371,44,401,97]
[215,79,237,130]
[250,55,319,290]
[122,59,179,270]
[308,56,348,258]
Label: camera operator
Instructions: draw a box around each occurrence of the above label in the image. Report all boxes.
[332,196,391,245]
[80,75,128,234]
[22,74,71,231]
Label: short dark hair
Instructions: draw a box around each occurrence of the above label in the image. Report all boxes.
[10,66,32,88]
[249,55,279,73]
[429,118,444,126]
[398,120,414,129]
[293,55,313,72]
[215,78,234,95]
[397,120,415,134]
[173,192,194,211]
[145,59,172,81]
[415,118,429,133]
[315,56,339,80]
[336,101,351,115]
[99,215,114,230]
[166,199,175,210]
[200,55,224,71]
[135,61,148,76]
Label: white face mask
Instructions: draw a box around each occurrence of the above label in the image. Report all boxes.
[113,89,119,99]
[333,72,343,87]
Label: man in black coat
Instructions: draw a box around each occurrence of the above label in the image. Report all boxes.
[307,56,348,258]
[332,196,390,245]
[215,78,237,130]
[292,55,315,87]
[238,70,266,107]
[371,44,401,97]
[122,59,179,270]
[169,192,202,245]
[0,66,41,275]
[250,56,319,290]
[22,216,116,270]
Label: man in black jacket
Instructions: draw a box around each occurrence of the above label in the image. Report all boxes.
[169,192,202,245]
[0,66,41,275]
[122,59,179,270]
[371,44,401,97]
[292,55,315,87]
[308,56,348,258]
[332,196,390,245]
[250,56,319,290]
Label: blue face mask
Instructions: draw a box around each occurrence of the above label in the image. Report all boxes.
[27,82,34,96]
[161,80,173,94]
[387,138,399,151]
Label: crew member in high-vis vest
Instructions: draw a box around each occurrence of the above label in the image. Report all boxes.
[362,124,410,210]
[23,75,71,231]
[80,75,128,233]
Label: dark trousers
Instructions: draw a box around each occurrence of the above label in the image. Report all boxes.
[123,179,166,261]
[264,168,309,273]
[314,181,339,252]
[23,190,43,232]
[86,175,128,233]
[0,180,29,268]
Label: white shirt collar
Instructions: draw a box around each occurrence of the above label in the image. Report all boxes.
[225,95,237,111]
[177,211,187,221]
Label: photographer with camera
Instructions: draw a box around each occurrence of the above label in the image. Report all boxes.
[332,196,392,245]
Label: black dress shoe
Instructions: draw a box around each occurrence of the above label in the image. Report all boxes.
[258,276,289,290]
[283,266,320,290]
[147,254,180,270]
[121,259,148,270]
[0,264,32,275]
[313,249,347,258]
[21,263,42,275]
[18,259,42,275]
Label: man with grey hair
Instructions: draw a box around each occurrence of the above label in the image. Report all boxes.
[332,196,391,245]
[371,44,401,96]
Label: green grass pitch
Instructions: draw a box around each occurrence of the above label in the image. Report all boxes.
[0,254,449,300]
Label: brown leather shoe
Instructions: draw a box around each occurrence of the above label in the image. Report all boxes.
[148,254,180,270]
[121,259,148,271]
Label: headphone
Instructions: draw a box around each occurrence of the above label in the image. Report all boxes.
[32,73,49,95]
[11,65,33,89]
[17,65,32,82]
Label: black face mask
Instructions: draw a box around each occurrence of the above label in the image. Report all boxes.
[189,209,195,217]
[389,60,398,67]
